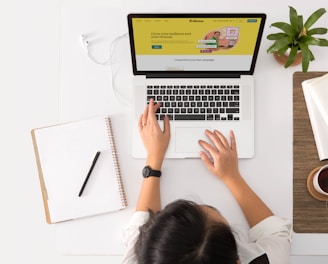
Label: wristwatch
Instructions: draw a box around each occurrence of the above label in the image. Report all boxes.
[142,165,162,178]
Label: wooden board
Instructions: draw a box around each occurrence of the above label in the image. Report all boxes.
[293,71,328,233]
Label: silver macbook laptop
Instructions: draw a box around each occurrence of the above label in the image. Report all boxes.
[127,13,266,158]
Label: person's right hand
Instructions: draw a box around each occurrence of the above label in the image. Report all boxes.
[138,99,170,170]
[198,130,240,184]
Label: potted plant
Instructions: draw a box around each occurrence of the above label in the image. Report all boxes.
[267,6,328,72]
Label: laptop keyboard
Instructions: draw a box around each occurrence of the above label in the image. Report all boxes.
[146,84,240,121]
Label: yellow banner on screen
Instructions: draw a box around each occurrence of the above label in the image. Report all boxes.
[132,18,262,55]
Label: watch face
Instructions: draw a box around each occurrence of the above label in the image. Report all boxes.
[142,166,161,177]
[142,166,151,177]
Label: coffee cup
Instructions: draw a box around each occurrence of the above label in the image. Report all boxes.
[313,164,328,196]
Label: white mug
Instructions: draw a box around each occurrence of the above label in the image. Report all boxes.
[313,164,328,196]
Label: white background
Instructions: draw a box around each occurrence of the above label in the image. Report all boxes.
[7,0,328,263]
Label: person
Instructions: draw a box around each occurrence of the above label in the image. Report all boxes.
[210,31,221,47]
[122,99,291,264]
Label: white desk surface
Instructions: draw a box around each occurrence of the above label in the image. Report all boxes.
[10,0,328,263]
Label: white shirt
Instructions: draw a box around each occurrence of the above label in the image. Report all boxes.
[121,211,291,264]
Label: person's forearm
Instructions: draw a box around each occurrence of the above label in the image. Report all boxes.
[135,157,163,212]
[136,99,170,213]
[136,177,161,212]
[224,173,273,228]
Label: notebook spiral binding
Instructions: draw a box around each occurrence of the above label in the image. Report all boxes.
[105,117,128,207]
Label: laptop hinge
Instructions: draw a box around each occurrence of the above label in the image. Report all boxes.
[145,72,243,79]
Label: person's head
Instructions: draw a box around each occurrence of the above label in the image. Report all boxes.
[214,31,221,37]
[135,199,239,264]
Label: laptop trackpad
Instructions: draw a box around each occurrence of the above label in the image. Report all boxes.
[175,127,208,153]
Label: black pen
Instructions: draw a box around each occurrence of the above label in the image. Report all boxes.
[78,151,101,197]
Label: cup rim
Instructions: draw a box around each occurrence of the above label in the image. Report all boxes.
[314,165,328,195]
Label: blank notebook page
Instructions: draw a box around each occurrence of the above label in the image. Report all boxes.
[34,117,125,222]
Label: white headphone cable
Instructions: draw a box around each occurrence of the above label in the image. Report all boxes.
[80,33,131,106]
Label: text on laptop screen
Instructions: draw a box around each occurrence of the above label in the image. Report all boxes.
[131,16,263,72]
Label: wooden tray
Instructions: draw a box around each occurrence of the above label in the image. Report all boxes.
[293,71,328,233]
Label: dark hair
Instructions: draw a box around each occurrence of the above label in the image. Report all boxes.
[135,199,238,264]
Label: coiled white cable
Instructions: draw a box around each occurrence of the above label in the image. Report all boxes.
[80,33,132,107]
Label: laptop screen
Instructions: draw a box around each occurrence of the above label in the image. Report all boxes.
[128,14,266,77]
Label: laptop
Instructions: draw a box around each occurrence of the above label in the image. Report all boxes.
[127,13,266,158]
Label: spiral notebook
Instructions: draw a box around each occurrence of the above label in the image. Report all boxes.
[31,117,127,224]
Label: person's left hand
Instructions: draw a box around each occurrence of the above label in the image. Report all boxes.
[138,99,170,169]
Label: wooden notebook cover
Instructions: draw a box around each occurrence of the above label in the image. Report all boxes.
[31,129,52,223]
[293,71,328,233]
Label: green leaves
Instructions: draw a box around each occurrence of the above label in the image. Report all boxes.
[267,37,291,54]
[299,42,312,72]
[270,22,295,36]
[304,8,326,29]
[284,45,299,68]
[266,6,328,72]
[303,36,328,46]
[307,27,328,36]
[289,6,303,33]
[289,6,298,28]
[267,32,286,40]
